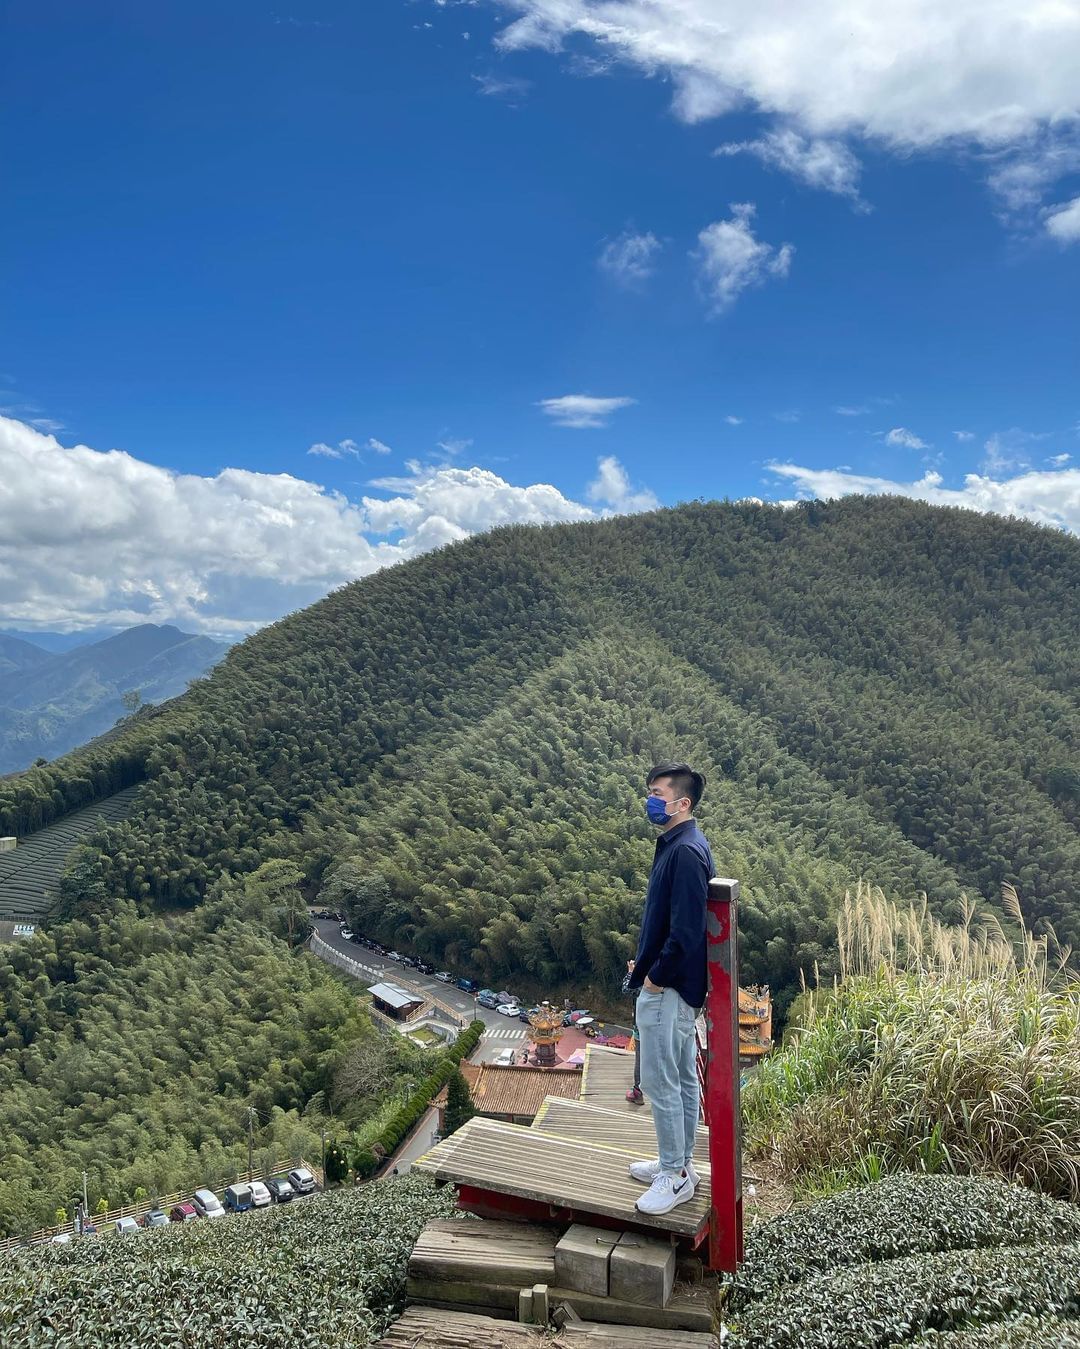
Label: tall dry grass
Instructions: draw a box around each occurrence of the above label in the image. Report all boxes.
[745,881,1080,1200]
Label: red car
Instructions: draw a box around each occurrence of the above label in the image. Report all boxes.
[169,1202,198,1222]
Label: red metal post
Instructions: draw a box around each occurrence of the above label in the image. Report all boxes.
[705,876,743,1273]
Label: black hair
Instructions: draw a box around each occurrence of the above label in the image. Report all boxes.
[646,762,706,811]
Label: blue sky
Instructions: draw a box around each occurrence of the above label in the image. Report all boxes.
[2,0,1078,634]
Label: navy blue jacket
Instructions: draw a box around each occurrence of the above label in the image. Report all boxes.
[628,818,714,1010]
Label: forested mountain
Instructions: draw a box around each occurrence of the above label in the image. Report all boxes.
[0,494,1077,1232]
[2,496,1073,1006]
[0,623,227,774]
[0,634,51,679]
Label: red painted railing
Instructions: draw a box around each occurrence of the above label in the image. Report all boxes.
[703,876,743,1273]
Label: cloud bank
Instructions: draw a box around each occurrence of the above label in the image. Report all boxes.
[769,462,1080,534]
[491,0,1080,227]
[0,417,649,636]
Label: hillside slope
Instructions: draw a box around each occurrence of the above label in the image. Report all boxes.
[2,497,1077,1008]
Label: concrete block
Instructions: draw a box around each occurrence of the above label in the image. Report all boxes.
[554,1224,618,1297]
[0,838,16,852]
[531,1284,549,1324]
[517,1288,533,1323]
[609,1230,676,1308]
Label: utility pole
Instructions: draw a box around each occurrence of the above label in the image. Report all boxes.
[247,1107,255,1178]
[82,1171,88,1232]
[320,1129,327,1187]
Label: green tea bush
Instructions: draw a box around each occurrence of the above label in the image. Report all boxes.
[0,1173,458,1347]
[916,1316,1080,1347]
[727,1242,1080,1349]
[724,1175,1080,1309]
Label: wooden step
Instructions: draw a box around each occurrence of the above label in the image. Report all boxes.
[375,1306,717,1347]
[411,1218,556,1285]
[531,1096,711,1168]
[412,1118,710,1238]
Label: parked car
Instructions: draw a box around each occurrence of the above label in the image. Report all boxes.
[266,1177,295,1203]
[493,1047,517,1066]
[387,951,403,963]
[456,977,478,993]
[50,1232,73,1244]
[495,991,516,1006]
[434,971,453,983]
[496,1002,521,1017]
[520,1006,539,1022]
[192,1188,226,1219]
[288,1166,317,1196]
[476,989,500,1010]
[248,1180,272,1208]
[169,1202,198,1223]
[140,1209,169,1229]
[401,955,418,968]
[416,961,435,975]
[340,928,354,941]
[115,1216,141,1236]
[224,1183,254,1213]
[350,933,365,944]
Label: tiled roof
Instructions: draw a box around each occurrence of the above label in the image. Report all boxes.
[436,1063,581,1119]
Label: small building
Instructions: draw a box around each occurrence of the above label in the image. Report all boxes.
[0,837,16,853]
[368,981,425,1021]
[739,984,773,1067]
[434,1062,581,1129]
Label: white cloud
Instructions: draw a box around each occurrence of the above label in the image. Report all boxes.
[1049,452,1071,465]
[981,429,1039,475]
[586,455,660,513]
[0,416,651,634]
[367,437,393,455]
[885,427,929,450]
[694,203,793,314]
[1045,195,1080,243]
[716,129,866,206]
[492,0,1080,215]
[768,460,1080,534]
[537,394,636,428]
[598,230,662,285]
[774,410,801,424]
[473,71,532,99]
[954,430,975,442]
[836,405,868,417]
[307,439,361,459]
[725,415,744,426]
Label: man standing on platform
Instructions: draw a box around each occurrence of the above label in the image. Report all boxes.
[625,762,713,1216]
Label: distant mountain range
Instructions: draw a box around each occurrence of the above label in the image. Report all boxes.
[0,624,228,774]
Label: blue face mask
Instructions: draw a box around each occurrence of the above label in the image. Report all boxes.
[645,795,674,825]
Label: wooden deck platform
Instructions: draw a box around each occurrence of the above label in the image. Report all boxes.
[578,1045,647,1114]
[411,1116,711,1239]
[532,1096,711,1168]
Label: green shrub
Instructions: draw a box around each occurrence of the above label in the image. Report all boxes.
[915,1316,1080,1347]
[724,1174,1080,1310]
[727,1242,1080,1349]
[1,1173,458,1347]
[746,888,1080,1200]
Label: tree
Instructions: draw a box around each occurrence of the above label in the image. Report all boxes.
[444,1069,475,1137]
[324,1140,350,1186]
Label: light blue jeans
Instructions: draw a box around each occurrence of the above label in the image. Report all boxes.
[636,985,700,1176]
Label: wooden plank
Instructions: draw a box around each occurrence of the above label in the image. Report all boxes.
[412,1118,709,1238]
[578,1046,645,1115]
[410,1218,556,1285]
[376,1306,548,1346]
[532,1097,711,1167]
[405,1275,715,1333]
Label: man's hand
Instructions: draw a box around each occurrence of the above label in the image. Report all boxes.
[626,959,635,974]
[643,976,664,992]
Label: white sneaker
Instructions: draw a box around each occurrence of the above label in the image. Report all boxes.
[628,1158,700,1188]
[635,1170,696,1216]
